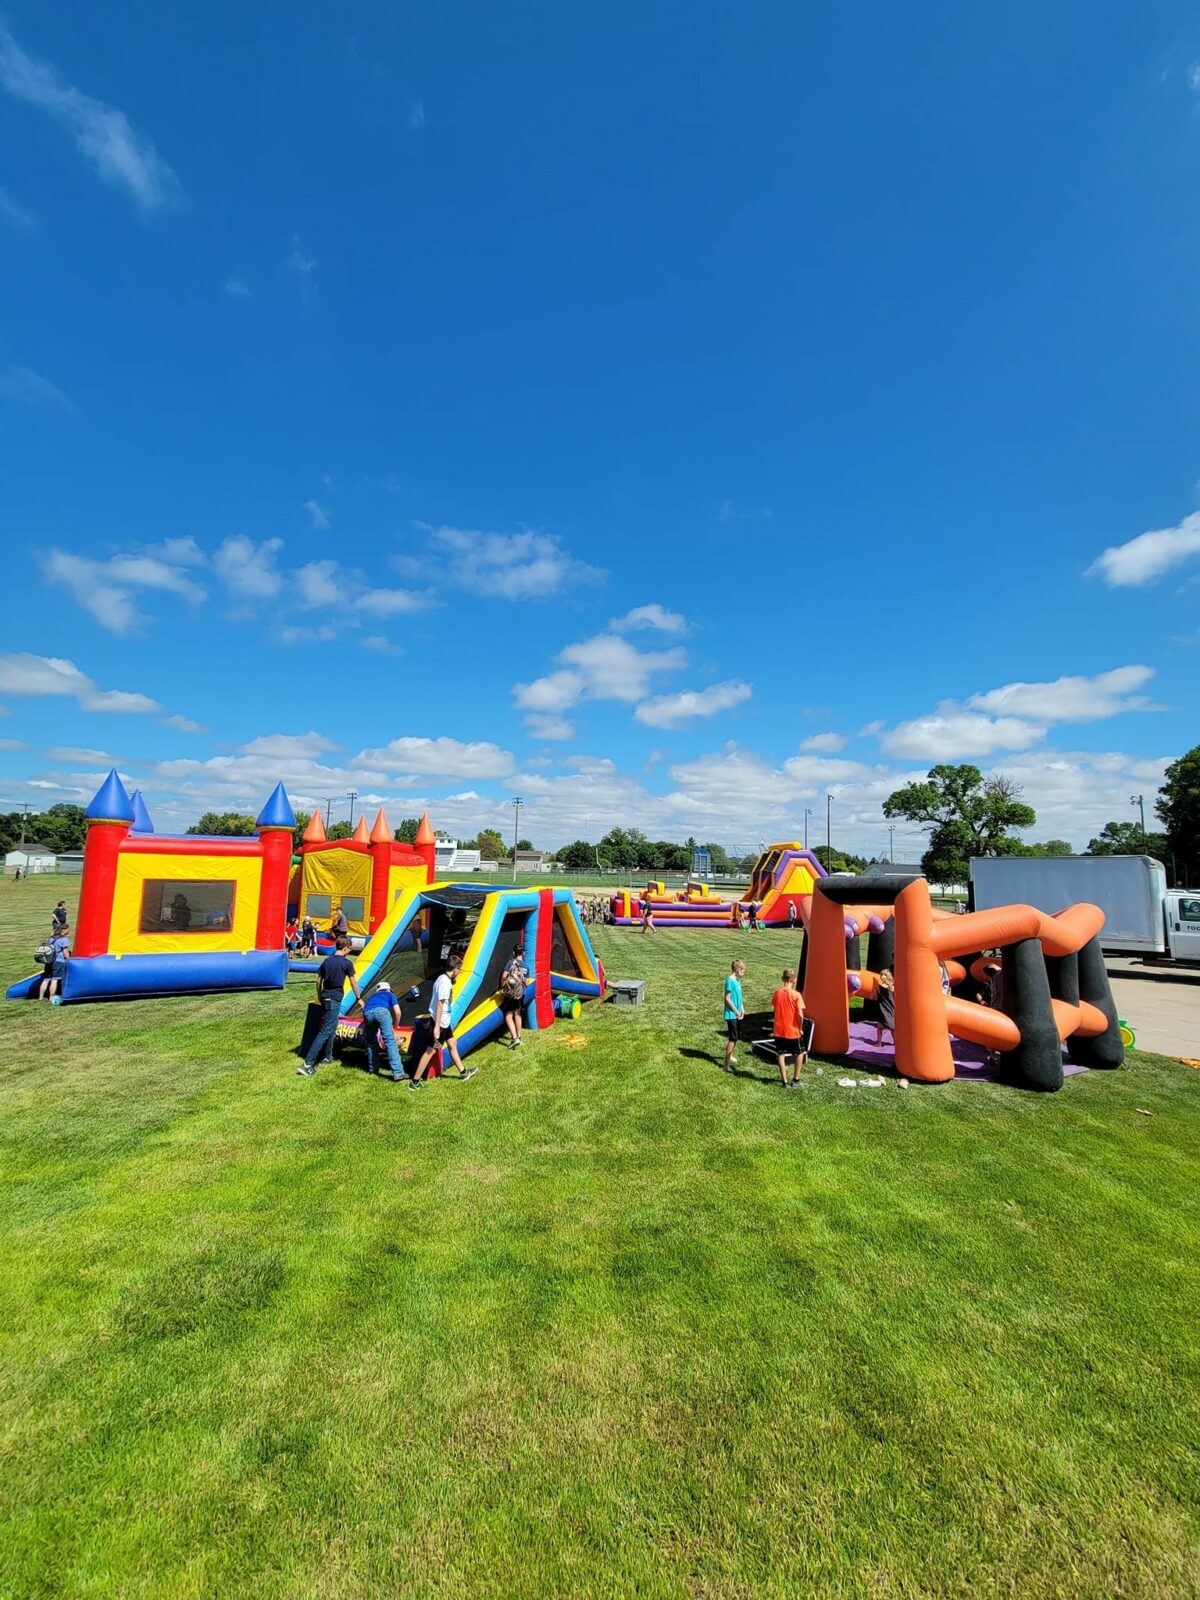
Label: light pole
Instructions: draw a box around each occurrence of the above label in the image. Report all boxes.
[888,824,896,863]
[510,795,523,883]
[347,790,358,831]
[803,806,812,849]
[1130,793,1145,843]
[826,793,834,853]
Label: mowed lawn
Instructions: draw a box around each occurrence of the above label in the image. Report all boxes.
[0,877,1197,1599]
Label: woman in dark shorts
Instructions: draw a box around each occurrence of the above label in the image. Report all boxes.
[499,949,529,1049]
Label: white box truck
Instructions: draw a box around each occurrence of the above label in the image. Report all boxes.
[969,855,1200,966]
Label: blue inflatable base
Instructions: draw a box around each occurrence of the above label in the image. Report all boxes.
[6,949,288,1003]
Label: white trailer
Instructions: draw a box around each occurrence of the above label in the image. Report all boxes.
[969,855,1200,966]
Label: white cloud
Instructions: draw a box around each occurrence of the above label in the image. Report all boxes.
[224,276,252,297]
[44,745,117,763]
[1087,511,1200,587]
[558,635,687,702]
[799,732,847,753]
[303,498,330,530]
[43,548,205,635]
[524,714,575,741]
[422,524,603,600]
[362,635,404,656]
[354,736,516,780]
[0,364,68,406]
[0,185,34,231]
[241,732,339,760]
[358,588,429,617]
[719,500,773,522]
[409,98,425,130]
[966,665,1157,722]
[294,561,341,610]
[0,21,181,211]
[288,241,317,303]
[1190,64,1200,91]
[881,707,1046,760]
[0,653,160,713]
[161,714,208,734]
[214,536,284,601]
[513,670,585,714]
[610,603,688,636]
[0,737,26,750]
[634,679,752,729]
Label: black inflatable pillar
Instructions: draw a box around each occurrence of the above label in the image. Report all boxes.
[1067,936,1124,1070]
[999,937,1063,1092]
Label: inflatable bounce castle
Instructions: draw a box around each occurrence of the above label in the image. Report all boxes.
[290,808,435,940]
[610,841,827,928]
[7,770,297,1002]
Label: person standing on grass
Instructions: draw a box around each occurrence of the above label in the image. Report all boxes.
[772,968,806,1088]
[298,936,362,1076]
[641,897,656,934]
[362,981,408,1083]
[416,956,477,1081]
[331,903,348,940]
[723,959,746,1069]
[499,947,529,1048]
[52,900,68,933]
[38,924,71,1001]
[787,900,797,931]
[298,916,317,958]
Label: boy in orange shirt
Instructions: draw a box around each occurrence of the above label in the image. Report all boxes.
[771,968,806,1088]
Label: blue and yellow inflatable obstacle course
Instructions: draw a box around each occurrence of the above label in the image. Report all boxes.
[6,769,296,1003]
[331,883,605,1074]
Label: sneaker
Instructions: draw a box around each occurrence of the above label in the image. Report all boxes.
[297,1065,316,1076]
[729,1055,737,1066]
[457,1067,479,1081]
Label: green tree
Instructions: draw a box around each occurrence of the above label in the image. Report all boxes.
[704,842,731,874]
[558,839,596,872]
[997,837,1074,858]
[1156,746,1200,881]
[42,804,87,852]
[187,812,256,837]
[328,821,353,841]
[884,765,1036,885]
[474,828,504,861]
[396,818,420,845]
[813,845,868,874]
[291,811,311,852]
[1086,819,1170,867]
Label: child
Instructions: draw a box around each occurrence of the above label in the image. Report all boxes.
[723,959,746,1069]
[771,968,806,1087]
[873,967,895,1048]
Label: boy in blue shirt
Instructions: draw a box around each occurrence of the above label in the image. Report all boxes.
[723,959,746,1069]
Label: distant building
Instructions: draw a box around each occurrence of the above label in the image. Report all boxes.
[514,849,551,872]
[56,851,85,874]
[5,843,57,874]
[434,837,484,874]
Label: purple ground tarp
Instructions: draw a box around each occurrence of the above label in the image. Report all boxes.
[843,1021,1087,1082]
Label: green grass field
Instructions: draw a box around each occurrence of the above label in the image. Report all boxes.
[1,875,1197,1598]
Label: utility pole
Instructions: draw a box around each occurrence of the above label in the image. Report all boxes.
[803,806,812,850]
[826,793,834,853]
[888,824,896,863]
[323,796,336,829]
[510,796,523,883]
[1130,793,1146,843]
[347,790,358,831]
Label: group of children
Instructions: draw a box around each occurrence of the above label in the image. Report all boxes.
[721,958,809,1088]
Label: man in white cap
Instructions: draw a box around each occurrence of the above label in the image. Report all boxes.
[361,980,408,1083]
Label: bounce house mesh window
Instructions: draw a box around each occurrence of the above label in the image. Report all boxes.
[341,896,366,922]
[306,894,332,918]
[550,910,583,976]
[140,879,235,934]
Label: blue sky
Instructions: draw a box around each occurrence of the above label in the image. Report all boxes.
[2,1,1199,856]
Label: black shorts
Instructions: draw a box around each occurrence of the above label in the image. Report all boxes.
[500,997,523,1015]
[726,1019,740,1042]
[775,1036,803,1057]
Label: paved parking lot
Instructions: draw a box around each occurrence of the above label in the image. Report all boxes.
[1105,957,1200,1059]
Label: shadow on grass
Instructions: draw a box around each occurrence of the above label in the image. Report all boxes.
[677,1045,780,1087]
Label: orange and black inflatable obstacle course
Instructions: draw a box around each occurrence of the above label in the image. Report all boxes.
[799,875,1124,1091]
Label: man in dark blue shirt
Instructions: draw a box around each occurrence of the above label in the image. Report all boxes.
[298,937,363,1075]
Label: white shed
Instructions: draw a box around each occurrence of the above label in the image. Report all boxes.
[6,843,57,875]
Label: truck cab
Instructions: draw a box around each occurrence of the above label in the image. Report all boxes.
[1165,891,1200,964]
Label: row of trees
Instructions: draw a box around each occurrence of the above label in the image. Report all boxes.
[883,747,1200,886]
[0,803,87,856]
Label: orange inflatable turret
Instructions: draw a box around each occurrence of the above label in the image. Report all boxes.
[414,812,437,878]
